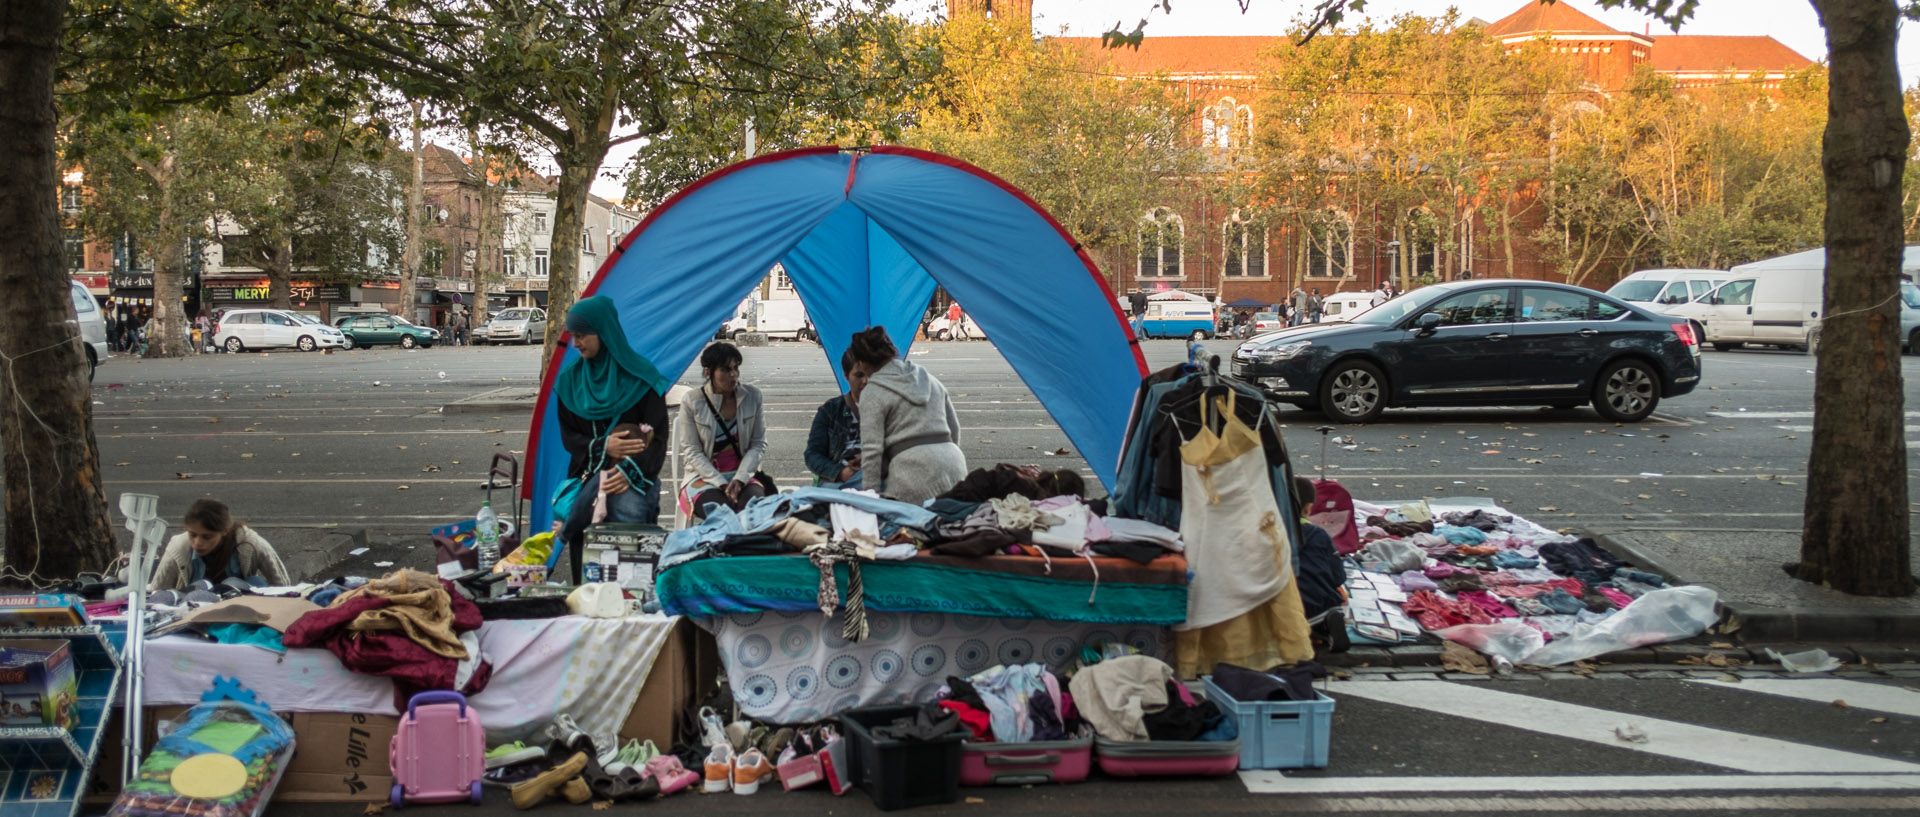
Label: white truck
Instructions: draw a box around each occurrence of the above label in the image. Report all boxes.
[719,298,816,342]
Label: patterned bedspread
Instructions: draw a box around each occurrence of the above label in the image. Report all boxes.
[704,610,1171,724]
[658,553,1189,625]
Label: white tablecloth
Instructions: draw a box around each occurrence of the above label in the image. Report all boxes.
[142,614,679,745]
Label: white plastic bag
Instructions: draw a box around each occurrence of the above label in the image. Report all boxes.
[1523,586,1720,666]
[1433,621,1546,665]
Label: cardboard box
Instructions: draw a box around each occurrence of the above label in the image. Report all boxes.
[582,523,666,598]
[0,638,78,729]
[275,712,401,802]
[618,618,719,749]
[0,594,87,629]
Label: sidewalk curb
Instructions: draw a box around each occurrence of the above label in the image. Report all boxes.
[1588,530,1920,644]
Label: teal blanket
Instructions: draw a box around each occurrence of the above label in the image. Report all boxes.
[658,554,1188,625]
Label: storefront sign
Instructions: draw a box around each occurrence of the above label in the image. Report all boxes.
[110,272,154,290]
[205,281,348,302]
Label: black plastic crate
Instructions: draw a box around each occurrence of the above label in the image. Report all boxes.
[837,705,967,811]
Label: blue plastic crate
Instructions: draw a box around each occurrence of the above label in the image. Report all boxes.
[1201,676,1334,770]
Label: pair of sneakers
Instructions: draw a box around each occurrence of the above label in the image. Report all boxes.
[597,739,657,776]
[702,743,774,795]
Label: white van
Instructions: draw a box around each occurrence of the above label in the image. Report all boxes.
[720,298,815,342]
[1678,247,1920,352]
[68,280,108,380]
[1319,291,1376,323]
[1606,269,1727,310]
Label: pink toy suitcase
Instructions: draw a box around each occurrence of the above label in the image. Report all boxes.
[1093,736,1240,777]
[390,690,486,807]
[960,736,1092,786]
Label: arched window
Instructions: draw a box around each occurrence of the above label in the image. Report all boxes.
[1306,210,1351,279]
[1223,210,1267,277]
[1138,208,1184,279]
[1407,209,1442,279]
[1203,97,1255,150]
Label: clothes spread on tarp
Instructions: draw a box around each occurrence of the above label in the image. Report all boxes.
[282,570,492,707]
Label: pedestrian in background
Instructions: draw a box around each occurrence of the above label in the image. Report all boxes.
[1309,288,1324,324]
[1290,287,1310,327]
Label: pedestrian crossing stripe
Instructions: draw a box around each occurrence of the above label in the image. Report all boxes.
[1326,680,1920,774]
[1690,678,1920,719]
[1241,773,1920,795]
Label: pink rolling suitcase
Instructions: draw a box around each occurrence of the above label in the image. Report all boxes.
[390,690,486,807]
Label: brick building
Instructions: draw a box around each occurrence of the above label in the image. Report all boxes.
[951,1,1813,304]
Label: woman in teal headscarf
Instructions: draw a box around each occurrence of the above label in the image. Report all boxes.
[555,296,673,582]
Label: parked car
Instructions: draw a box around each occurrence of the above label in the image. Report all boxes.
[1229,280,1701,424]
[213,308,347,352]
[1607,269,1726,309]
[338,314,439,349]
[68,280,108,380]
[1903,281,1920,355]
[1665,247,1920,353]
[482,308,547,345]
[1250,311,1284,333]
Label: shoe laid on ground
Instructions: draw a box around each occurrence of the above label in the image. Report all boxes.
[698,706,729,749]
[732,749,771,794]
[482,761,546,787]
[702,743,735,793]
[634,739,660,768]
[560,776,593,804]
[646,753,701,796]
[726,720,754,753]
[760,727,795,759]
[509,751,588,809]
[543,714,595,761]
[485,741,547,770]
[599,738,642,776]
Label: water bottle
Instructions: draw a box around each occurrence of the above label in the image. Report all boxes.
[475,500,501,569]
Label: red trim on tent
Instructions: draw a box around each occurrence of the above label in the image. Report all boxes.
[843,153,860,196]
[524,145,843,503]
[868,145,1150,377]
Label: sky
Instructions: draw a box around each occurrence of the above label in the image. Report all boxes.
[581,0,1900,200]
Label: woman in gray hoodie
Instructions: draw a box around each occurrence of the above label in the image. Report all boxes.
[849,327,967,504]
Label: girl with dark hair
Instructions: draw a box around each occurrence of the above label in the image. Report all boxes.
[149,499,291,590]
[677,341,773,518]
[851,326,967,503]
[555,296,673,580]
[805,347,873,488]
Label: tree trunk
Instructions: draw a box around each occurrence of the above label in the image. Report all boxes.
[543,144,604,363]
[146,185,189,358]
[401,100,423,323]
[469,126,492,329]
[266,237,292,310]
[0,0,118,580]
[1797,0,1914,597]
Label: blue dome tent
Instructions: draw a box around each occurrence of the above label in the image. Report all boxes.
[524,146,1148,531]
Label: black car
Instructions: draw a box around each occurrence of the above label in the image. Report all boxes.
[1228,280,1702,423]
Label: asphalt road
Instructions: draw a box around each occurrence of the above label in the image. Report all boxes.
[81,336,1920,539]
[58,338,1920,814]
